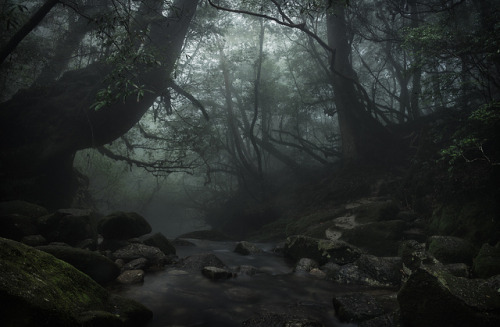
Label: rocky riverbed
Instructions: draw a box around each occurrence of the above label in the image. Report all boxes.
[1,200,500,326]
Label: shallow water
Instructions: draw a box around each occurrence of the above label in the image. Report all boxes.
[111,239,390,327]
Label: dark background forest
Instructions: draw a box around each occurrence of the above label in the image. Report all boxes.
[1,1,500,326]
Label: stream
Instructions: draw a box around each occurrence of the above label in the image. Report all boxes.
[110,239,395,327]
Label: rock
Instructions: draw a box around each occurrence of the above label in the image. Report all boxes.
[341,220,407,256]
[21,234,47,246]
[98,212,151,240]
[36,245,120,284]
[123,257,148,271]
[473,243,500,278]
[352,199,400,223]
[358,312,400,327]
[177,229,232,241]
[309,268,327,278]
[398,240,426,271]
[398,265,500,327]
[140,232,176,255]
[113,243,166,267]
[37,209,96,245]
[180,253,226,272]
[0,213,38,240]
[444,263,470,278]
[117,270,145,284]
[295,258,319,272]
[242,313,323,327]
[76,238,97,250]
[99,239,129,251]
[284,235,362,265]
[0,237,152,326]
[234,241,263,255]
[172,238,196,247]
[427,235,477,265]
[202,266,234,280]
[355,255,402,287]
[333,293,385,323]
[0,200,48,218]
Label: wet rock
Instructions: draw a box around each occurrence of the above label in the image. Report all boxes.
[309,268,327,278]
[98,212,151,240]
[355,255,402,287]
[0,237,152,326]
[21,234,47,246]
[180,253,226,272]
[358,312,400,327]
[444,263,470,278]
[99,238,129,251]
[473,243,500,278]
[36,245,120,285]
[398,240,426,271]
[0,213,38,241]
[117,269,145,284]
[427,235,477,265]
[242,312,323,327]
[140,232,176,255]
[295,258,319,272]
[341,220,407,256]
[113,243,166,267]
[123,257,148,271]
[0,200,48,218]
[284,235,361,265]
[234,241,263,255]
[202,266,234,280]
[398,265,500,327]
[76,238,97,250]
[37,209,96,245]
[333,293,385,323]
[177,229,232,241]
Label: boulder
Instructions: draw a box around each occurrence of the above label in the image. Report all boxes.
[473,243,500,278]
[236,265,259,276]
[0,214,38,240]
[398,240,427,271]
[398,265,500,327]
[123,257,148,271]
[234,241,263,255]
[355,255,402,287]
[117,270,145,284]
[284,235,362,265]
[180,253,226,272]
[427,235,477,265]
[98,212,151,240]
[333,293,385,323]
[0,200,48,218]
[37,209,96,245]
[352,199,400,223]
[295,258,319,272]
[21,234,47,246]
[202,266,234,280]
[140,232,176,255]
[176,229,232,241]
[341,220,407,256]
[0,237,152,326]
[112,243,166,267]
[36,245,120,284]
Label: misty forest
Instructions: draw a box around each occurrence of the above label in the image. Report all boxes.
[1,0,499,326]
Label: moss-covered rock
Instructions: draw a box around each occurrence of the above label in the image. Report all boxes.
[284,235,362,265]
[473,243,500,278]
[341,220,407,256]
[36,245,120,285]
[427,235,477,265]
[0,200,49,218]
[0,237,152,326]
[398,265,500,327]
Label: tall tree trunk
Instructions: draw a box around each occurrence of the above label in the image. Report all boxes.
[326,1,393,165]
[0,0,199,208]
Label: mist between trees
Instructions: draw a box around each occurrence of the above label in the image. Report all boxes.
[1,0,498,230]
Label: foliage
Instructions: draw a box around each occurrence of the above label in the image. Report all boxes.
[439,102,500,169]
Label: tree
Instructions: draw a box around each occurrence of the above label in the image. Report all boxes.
[0,0,199,208]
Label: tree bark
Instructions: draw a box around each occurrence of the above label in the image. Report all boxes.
[0,0,199,208]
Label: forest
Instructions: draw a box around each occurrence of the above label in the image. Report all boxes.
[0,0,499,326]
